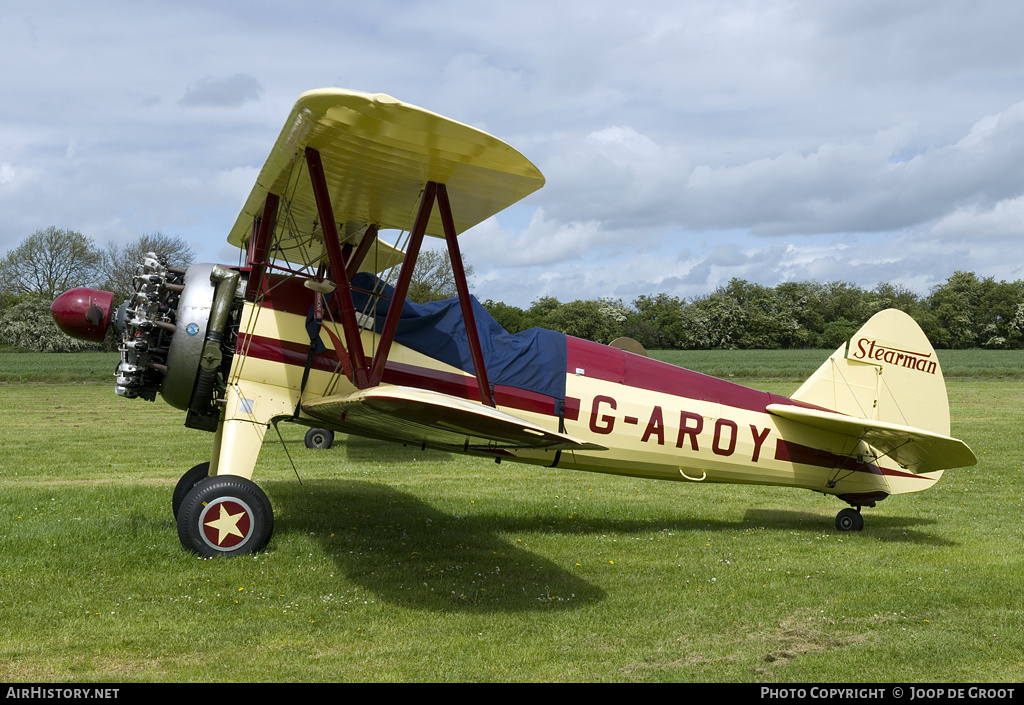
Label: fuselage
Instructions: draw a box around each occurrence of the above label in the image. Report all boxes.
[228,274,932,505]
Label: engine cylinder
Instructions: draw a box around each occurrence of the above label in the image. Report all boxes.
[114,255,241,415]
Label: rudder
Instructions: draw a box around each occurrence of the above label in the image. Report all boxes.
[791,309,951,436]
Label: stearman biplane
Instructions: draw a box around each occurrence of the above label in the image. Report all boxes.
[51,88,977,558]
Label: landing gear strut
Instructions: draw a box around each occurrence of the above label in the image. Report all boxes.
[835,507,864,532]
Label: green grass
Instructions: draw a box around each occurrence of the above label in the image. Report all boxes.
[1,349,1021,383]
[0,352,119,383]
[0,355,1022,682]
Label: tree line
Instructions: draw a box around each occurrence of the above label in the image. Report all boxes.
[480,273,1024,350]
[3,226,1023,352]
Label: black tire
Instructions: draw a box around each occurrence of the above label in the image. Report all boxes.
[177,475,274,558]
[835,507,864,532]
[304,427,335,449]
[172,462,210,519]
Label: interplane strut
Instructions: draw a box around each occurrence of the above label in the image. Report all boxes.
[245,146,496,406]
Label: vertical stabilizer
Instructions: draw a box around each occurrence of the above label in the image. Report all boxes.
[791,309,950,436]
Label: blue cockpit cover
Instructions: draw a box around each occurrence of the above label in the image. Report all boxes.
[349,272,567,400]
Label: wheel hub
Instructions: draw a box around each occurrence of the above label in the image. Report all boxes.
[198,497,256,551]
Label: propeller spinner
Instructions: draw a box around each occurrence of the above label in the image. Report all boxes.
[50,287,115,343]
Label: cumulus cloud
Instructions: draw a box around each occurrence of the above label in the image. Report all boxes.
[535,97,1024,240]
[931,196,1024,240]
[179,74,264,109]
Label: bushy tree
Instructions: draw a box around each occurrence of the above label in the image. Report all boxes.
[0,297,103,352]
[926,272,1024,349]
[927,271,993,348]
[680,292,745,349]
[867,281,922,317]
[541,299,625,344]
[718,279,802,349]
[817,281,870,330]
[524,296,562,329]
[627,293,686,348]
[0,227,102,300]
[102,232,195,301]
[400,249,474,303]
[818,318,859,349]
[482,299,530,334]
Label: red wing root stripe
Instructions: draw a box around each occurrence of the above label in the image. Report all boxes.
[237,332,345,375]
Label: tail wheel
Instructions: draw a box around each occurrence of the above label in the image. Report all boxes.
[304,428,335,449]
[171,462,210,519]
[835,507,864,532]
[177,476,274,557]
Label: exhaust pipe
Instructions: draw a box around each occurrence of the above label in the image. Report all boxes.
[187,265,240,430]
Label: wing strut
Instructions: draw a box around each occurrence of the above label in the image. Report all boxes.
[346,224,380,279]
[305,147,371,388]
[244,193,279,302]
[367,180,432,386]
[300,147,496,407]
[438,183,494,408]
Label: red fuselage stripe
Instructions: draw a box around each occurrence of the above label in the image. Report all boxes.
[235,332,572,421]
[565,337,801,414]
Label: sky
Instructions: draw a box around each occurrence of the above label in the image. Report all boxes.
[3,0,1024,308]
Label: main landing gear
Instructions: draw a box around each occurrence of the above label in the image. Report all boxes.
[173,465,274,558]
[835,506,865,532]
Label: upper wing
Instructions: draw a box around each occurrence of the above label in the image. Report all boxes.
[302,386,606,453]
[228,88,546,268]
[766,403,977,473]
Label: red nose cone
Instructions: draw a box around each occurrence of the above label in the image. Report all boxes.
[50,288,115,342]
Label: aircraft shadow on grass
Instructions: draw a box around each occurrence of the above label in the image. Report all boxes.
[262,479,951,613]
[265,478,607,613]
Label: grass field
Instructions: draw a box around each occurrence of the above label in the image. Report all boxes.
[0,352,1022,682]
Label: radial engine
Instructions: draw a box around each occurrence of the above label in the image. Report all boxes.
[51,253,243,432]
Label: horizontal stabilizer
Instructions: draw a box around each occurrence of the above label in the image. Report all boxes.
[766,403,977,473]
[303,386,606,453]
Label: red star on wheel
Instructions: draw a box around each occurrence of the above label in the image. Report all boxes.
[203,501,250,547]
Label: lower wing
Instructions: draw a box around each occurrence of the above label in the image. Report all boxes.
[302,386,606,453]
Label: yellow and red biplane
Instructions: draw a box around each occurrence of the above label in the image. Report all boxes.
[51,89,977,558]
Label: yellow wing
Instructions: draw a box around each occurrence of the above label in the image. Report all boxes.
[227,88,546,269]
[302,386,605,453]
